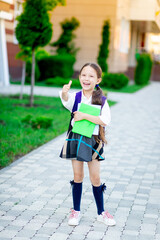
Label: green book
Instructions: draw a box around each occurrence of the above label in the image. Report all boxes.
[72,103,101,138]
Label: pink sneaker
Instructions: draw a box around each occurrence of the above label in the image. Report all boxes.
[97,210,116,226]
[68,209,81,226]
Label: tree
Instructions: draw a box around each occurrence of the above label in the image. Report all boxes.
[50,17,80,57]
[97,20,110,72]
[46,0,65,11]
[16,46,31,100]
[16,0,53,106]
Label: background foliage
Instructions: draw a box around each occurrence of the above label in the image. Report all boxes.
[97,20,110,72]
[134,53,153,85]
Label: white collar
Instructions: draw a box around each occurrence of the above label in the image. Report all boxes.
[81,90,92,101]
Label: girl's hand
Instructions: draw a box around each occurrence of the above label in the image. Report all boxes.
[73,111,85,122]
[62,80,72,101]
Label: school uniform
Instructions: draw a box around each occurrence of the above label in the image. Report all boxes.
[59,90,111,162]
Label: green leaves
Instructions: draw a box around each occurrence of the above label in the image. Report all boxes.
[97,20,110,72]
[46,0,65,11]
[102,73,129,89]
[134,53,153,85]
[50,17,80,56]
[22,114,53,129]
[16,0,53,50]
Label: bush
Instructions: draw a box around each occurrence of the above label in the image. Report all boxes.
[35,48,50,61]
[134,53,153,85]
[31,116,52,129]
[102,73,129,89]
[50,17,80,57]
[45,77,80,87]
[21,114,32,124]
[38,54,76,80]
[21,115,52,129]
[97,20,110,72]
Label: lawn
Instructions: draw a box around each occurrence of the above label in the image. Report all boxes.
[0,95,116,168]
[103,83,149,93]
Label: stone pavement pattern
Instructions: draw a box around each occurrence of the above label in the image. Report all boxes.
[0,82,160,240]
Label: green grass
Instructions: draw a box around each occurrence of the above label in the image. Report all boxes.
[103,83,149,93]
[0,95,116,168]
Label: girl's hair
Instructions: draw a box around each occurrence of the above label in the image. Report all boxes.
[79,63,107,144]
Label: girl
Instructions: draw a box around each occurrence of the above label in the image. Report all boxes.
[59,63,116,226]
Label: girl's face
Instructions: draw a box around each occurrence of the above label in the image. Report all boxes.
[79,66,101,93]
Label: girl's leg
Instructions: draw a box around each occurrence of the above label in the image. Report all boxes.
[68,160,83,226]
[88,160,116,226]
[72,159,84,183]
[87,159,101,186]
[87,160,104,214]
[71,160,84,211]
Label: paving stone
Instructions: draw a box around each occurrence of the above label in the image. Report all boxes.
[119,200,134,208]
[138,234,155,240]
[121,236,138,240]
[142,217,157,224]
[0,83,160,240]
[15,229,37,238]
[86,230,104,239]
[155,234,160,240]
[12,238,29,240]
[49,232,68,240]
[36,226,55,235]
[31,237,49,240]
[0,229,17,238]
[103,229,122,240]
[140,223,156,235]
[68,232,85,240]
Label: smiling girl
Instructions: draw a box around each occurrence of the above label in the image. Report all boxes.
[59,63,116,227]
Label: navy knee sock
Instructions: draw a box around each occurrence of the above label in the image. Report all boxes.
[70,180,82,211]
[92,184,106,215]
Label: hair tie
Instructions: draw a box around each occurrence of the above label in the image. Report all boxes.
[95,84,99,89]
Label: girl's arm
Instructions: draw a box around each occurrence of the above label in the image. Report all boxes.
[73,111,106,126]
[62,80,72,101]
[59,80,75,112]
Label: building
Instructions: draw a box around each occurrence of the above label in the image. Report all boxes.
[0,0,160,85]
[48,0,160,80]
[0,0,12,86]
[0,0,22,86]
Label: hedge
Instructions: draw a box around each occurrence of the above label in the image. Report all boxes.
[101,73,129,89]
[38,54,76,80]
[134,53,153,85]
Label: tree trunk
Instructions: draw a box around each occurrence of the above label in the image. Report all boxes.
[19,61,26,100]
[30,50,35,107]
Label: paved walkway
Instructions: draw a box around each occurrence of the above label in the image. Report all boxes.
[0,82,160,240]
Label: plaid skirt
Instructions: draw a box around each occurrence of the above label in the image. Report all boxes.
[59,131,105,162]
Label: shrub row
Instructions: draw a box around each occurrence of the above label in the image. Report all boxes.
[25,54,76,83]
[25,51,153,88]
[134,53,153,85]
[45,77,80,88]
[43,74,129,90]
[22,114,52,129]
[38,54,76,80]
[102,73,129,89]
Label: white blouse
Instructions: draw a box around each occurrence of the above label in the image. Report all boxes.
[59,90,111,128]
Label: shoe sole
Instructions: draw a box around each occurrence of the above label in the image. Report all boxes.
[97,218,116,226]
[68,218,80,226]
[68,222,79,226]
